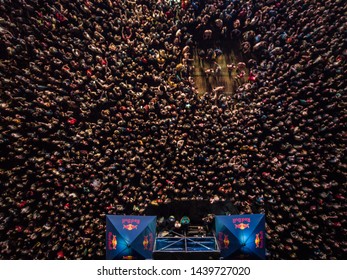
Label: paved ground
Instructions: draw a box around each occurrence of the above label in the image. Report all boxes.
[192,40,248,96]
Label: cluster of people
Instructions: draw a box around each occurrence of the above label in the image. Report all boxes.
[0,0,345,259]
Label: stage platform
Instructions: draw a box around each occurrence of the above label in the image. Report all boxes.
[153,233,221,260]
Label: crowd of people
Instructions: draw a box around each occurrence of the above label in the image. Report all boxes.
[0,0,345,259]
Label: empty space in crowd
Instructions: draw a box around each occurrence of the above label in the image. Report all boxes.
[192,40,248,95]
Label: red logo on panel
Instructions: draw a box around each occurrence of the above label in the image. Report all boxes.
[108,232,117,250]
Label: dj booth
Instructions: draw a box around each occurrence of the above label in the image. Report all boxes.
[106,211,265,260]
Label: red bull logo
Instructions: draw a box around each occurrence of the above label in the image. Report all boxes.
[255,234,260,248]
[233,217,251,230]
[235,223,250,230]
[122,256,134,260]
[123,224,138,231]
[107,232,117,250]
[255,231,264,249]
[122,218,140,231]
[218,232,230,249]
[223,235,230,249]
[143,233,154,251]
[143,235,149,250]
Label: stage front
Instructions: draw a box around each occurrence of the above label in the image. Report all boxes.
[153,235,221,260]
